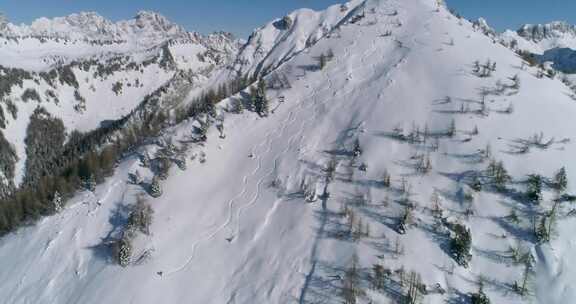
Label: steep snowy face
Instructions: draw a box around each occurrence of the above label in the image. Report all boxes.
[230,0,366,78]
[517,21,576,50]
[472,17,496,38]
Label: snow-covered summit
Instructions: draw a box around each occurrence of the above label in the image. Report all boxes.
[503,21,576,53]
[472,17,496,38]
[231,0,367,78]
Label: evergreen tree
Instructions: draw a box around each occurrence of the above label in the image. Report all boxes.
[470,284,490,304]
[353,138,362,157]
[319,53,327,70]
[251,79,269,117]
[535,216,549,243]
[382,170,391,188]
[450,223,472,267]
[554,167,568,192]
[149,176,162,198]
[85,174,96,192]
[52,191,62,213]
[525,174,543,204]
[116,237,132,267]
[489,160,510,191]
[447,119,456,137]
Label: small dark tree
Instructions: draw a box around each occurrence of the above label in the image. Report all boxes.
[525,174,543,204]
[51,191,63,213]
[382,170,391,188]
[251,79,269,117]
[554,167,568,192]
[535,216,549,243]
[488,160,510,191]
[353,138,362,157]
[319,53,327,70]
[447,119,456,137]
[149,176,162,198]
[116,237,132,267]
[85,174,96,192]
[470,284,490,304]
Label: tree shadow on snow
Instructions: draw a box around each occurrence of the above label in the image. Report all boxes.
[86,203,131,264]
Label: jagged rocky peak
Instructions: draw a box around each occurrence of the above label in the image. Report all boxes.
[129,10,186,36]
[518,21,576,42]
[0,10,187,44]
[473,17,496,37]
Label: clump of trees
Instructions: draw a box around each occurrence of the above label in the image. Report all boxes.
[473,59,497,77]
[449,223,472,267]
[114,197,154,267]
[112,81,123,95]
[21,88,41,102]
[486,159,510,191]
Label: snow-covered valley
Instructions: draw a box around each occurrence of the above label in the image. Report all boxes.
[1,0,576,303]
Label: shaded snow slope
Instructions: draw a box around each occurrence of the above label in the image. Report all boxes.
[1,0,576,303]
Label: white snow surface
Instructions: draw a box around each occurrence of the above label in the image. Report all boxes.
[1,0,576,303]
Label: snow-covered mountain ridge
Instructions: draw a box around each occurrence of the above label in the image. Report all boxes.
[1,1,576,304]
[517,21,576,50]
[1,11,185,46]
[0,11,238,196]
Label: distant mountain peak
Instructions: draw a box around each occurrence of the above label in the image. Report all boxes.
[132,10,184,33]
[518,21,576,42]
[473,17,496,37]
[0,10,187,47]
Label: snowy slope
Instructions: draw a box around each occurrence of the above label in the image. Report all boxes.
[1,0,576,304]
[0,12,238,191]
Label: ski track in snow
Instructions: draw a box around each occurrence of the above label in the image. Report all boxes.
[163,98,303,276]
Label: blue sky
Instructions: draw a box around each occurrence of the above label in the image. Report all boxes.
[1,0,574,38]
